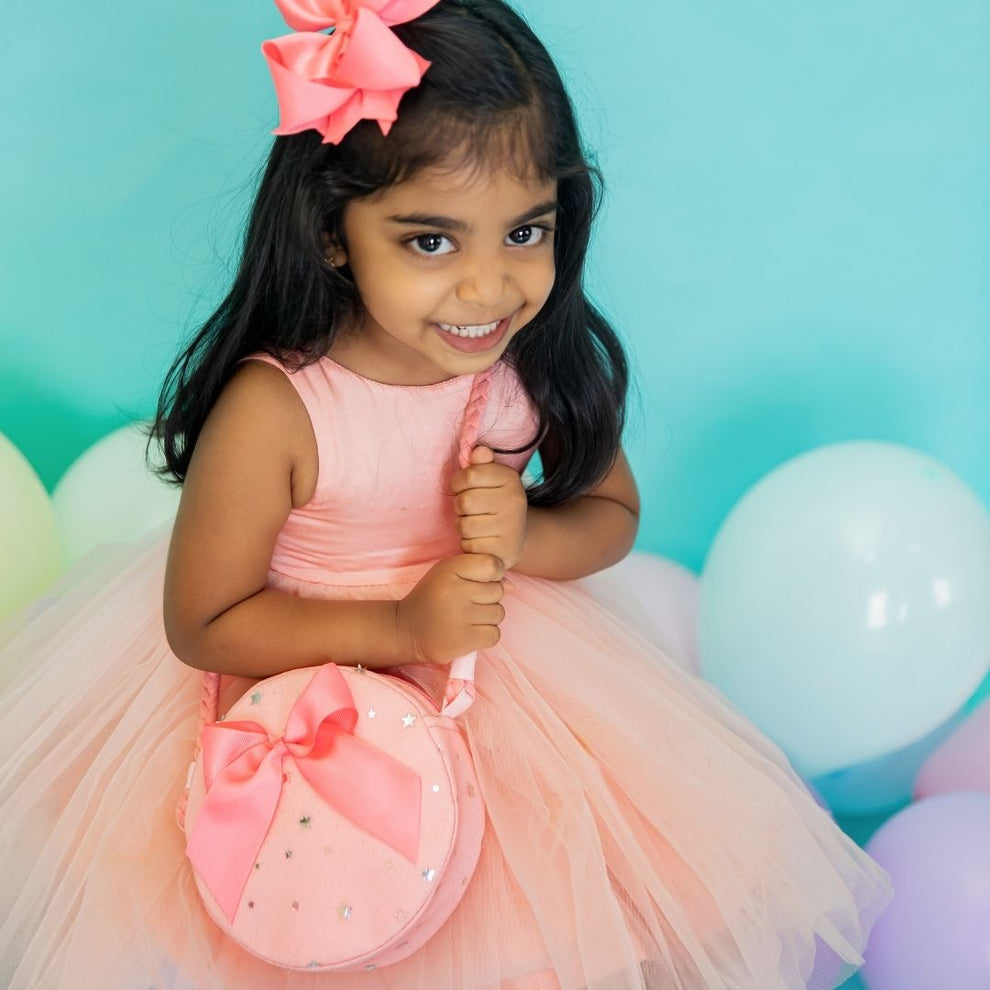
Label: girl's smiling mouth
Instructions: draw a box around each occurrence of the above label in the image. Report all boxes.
[432,315,512,353]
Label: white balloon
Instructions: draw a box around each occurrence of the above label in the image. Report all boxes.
[53,423,181,565]
[698,441,990,778]
[0,432,62,622]
[579,551,700,674]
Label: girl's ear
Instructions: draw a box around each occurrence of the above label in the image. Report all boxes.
[321,232,348,269]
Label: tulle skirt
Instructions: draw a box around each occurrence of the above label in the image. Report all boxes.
[0,534,890,989]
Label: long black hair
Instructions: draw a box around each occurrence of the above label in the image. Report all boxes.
[153,0,627,506]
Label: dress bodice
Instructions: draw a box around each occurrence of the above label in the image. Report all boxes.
[248,355,539,586]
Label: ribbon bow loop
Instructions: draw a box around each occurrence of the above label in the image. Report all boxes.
[186,664,422,922]
[262,0,442,144]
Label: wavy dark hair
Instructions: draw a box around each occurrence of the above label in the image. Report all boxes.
[153,0,627,506]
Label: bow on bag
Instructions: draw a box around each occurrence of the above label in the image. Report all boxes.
[186,663,422,922]
[262,0,442,144]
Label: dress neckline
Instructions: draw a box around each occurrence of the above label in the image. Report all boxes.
[318,354,483,391]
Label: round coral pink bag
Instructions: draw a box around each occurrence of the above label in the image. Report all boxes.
[181,660,483,972]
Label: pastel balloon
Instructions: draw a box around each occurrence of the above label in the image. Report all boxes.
[914,696,990,800]
[53,423,181,565]
[861,793,990,990]
[0,432,62,621]
[578,551,699,674]
[811,706,967,815]
[698,442,990,778]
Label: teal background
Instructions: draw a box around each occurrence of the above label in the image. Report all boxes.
[3,4,989,985]
[2,0,988,574]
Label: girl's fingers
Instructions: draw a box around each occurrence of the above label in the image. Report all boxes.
[456,513,499,540]
[471,602,505,626]
[454,486,504,515]
[468,445,495,465]
[468,580,504,605]
[472,624,501,649]
[451,552,504,583]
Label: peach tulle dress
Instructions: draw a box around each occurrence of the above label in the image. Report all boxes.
[0,356,890,989]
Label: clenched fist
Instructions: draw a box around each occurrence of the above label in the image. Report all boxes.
[395,553,507,663]
[450,446,528,569]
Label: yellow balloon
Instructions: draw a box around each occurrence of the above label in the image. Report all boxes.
[0,433,62,621]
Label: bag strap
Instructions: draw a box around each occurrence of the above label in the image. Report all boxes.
[439,367,495,717]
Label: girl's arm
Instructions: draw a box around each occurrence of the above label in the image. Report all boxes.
[164,362,504,679]
[514,450,640,580]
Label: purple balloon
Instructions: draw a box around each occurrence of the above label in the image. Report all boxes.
[861,793,990,990]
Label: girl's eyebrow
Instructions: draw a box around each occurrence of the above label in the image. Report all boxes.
[386,199,558,233]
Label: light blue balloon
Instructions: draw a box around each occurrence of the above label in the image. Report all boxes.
[698,442,990,778]
[811,706,968,816]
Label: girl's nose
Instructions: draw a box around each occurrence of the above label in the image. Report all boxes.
[455,260,507,308]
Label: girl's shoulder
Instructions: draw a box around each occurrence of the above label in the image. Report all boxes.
[225,354,310,425]
[203,356,318,507]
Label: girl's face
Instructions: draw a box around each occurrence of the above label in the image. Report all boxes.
[333,163,558,385]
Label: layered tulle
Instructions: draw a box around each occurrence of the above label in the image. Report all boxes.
[0,531,890,989]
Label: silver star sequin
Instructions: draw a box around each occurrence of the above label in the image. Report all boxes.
[421,867,436,883]
[338,903,353,920]
[367,707,377,719]
[401,713,416,728]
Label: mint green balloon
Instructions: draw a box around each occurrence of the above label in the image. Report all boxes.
[0,433,62,621]
[699,442,990,778]
[52,422,181,566]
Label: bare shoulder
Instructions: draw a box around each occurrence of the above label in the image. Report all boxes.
[191,359,318,509]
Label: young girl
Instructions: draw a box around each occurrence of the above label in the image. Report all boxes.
[0,1,890,987]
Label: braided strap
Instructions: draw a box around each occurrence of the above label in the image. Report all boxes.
[176,672,222,827]
[440,367,496,717]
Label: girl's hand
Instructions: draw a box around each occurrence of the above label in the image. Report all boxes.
[395,553,506,663]
[451,446,528,569]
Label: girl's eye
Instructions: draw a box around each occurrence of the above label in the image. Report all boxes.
[409,233,455,256]
[506,225,550,247]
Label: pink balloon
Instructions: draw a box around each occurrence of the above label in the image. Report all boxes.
[914,697,990,800]
[577,552,699,674]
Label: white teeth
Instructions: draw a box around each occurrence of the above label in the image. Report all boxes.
[437,320,499,338]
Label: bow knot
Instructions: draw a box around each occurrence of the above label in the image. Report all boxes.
[262,0,442,144]
[186,663,422,922]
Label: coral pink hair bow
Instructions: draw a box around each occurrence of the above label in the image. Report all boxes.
[262,0,441,144]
